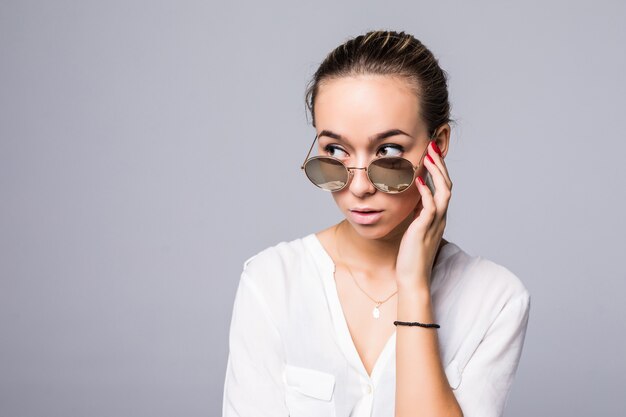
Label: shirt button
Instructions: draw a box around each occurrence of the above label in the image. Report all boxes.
[363,384,373,394]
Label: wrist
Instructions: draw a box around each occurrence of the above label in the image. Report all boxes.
[397,285,432,306]
[396,287,434,322]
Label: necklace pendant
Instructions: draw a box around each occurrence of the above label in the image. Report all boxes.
[372,305,381,319]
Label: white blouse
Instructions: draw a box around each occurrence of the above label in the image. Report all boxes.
[222,233,530,417]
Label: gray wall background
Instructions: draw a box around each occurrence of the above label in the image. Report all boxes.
[1,0,625,416]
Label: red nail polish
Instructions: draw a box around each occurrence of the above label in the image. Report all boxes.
[426,154,435,165]
[431,141,442,156]
[417,176,425,186]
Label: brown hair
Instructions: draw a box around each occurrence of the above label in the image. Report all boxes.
[305,30,452,137]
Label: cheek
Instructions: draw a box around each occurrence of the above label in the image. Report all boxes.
[396,186,421,210]
[394,194,422,220]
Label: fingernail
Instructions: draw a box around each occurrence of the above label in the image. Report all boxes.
[431,141,442,156]
[426,154,435,165]
[417,176,425,186]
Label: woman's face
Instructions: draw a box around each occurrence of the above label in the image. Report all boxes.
[313,74,432,242]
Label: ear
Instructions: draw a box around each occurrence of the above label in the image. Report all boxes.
[432,123,451,158]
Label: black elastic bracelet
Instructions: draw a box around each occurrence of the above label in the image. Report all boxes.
[393,320,440,328]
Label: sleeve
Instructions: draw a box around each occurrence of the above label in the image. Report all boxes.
[222,268,289,417]
[453,292,531,417]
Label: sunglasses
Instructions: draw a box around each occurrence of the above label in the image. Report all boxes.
[300,134,434,194]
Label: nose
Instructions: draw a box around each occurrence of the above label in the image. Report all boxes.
[348,166,376,197]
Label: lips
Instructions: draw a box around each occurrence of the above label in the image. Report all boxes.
[350,208,381,213]
[348,209,383,225]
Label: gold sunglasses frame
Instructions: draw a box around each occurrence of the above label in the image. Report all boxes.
[300,133,435,194]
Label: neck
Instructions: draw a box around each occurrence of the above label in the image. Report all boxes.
[337,220,402,271]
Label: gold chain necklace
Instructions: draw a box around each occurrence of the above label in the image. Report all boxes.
[334,221,398,319]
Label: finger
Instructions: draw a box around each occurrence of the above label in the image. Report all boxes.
[427,141,452,189]
[414,175,437,227]
[423,153,451,222]
[423,154,449,193]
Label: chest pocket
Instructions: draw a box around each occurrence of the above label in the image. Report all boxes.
[283,364,336,417]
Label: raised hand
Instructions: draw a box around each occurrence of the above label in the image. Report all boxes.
[395,140,453,291]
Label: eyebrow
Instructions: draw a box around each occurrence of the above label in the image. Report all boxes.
[318,129,413,143]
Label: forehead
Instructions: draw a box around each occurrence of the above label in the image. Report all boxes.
[314,75,423,138]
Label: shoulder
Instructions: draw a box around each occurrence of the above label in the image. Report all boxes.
[241,234,314,277]
[440,242,530,312]
[237,234,327,302]
[435,243,531,362]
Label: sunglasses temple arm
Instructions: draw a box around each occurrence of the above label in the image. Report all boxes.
[301,135,319,169]
[415,140,432,170]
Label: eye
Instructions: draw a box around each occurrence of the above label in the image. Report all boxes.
[324,144,348,158]
[377,144,404,157]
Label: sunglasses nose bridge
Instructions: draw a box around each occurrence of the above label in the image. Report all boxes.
[344,165,377,193]
[345,165,369,183]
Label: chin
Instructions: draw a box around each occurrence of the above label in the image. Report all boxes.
[349,224,391,240]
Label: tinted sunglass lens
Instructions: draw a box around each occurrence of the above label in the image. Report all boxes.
[304,158,348,191]
[369,158,415,193]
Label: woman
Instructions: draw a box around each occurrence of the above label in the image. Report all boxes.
[222,30,530,417]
